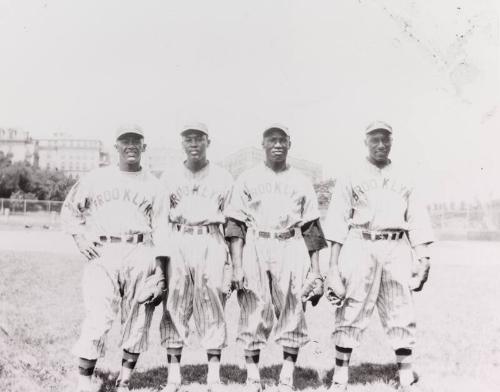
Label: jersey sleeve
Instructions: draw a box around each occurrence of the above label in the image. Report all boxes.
[406,181,435,247]
[225,174,251,225]
[151,173,171,258]
[322,176,352,244]
[60,173,93,235]
[301,177,321,224]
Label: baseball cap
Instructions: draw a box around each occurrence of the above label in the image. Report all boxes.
[263,123,291,138]
[180,122,209,137]
[115,124,144,140]
[365,121,393,135]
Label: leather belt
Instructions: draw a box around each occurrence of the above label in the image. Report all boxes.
[99,233,146,244]
[359,230,406,241]
[254,228,301,241]
[173,223,218,235]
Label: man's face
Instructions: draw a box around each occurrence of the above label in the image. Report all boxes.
[115,133,145,165]
[262,129,290,164]
[182,130,210,162]
[365,130,392,163]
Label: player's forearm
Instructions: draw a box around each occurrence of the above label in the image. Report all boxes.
[308,250,320,274]
[229,237,244,268]
[329,241,343,269]
[155,256,169,282]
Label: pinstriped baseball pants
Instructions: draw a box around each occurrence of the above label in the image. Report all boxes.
[73,243,156,360]
[237,231,311,352]
[160,229,230,350]
[334,233,416,349]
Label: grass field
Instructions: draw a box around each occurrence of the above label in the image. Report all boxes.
[1,232,499,392]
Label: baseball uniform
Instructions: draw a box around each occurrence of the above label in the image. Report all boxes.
[226,163,325,352]
[323,158,435,349]
[158,161,233,351]
[61,164,164,359]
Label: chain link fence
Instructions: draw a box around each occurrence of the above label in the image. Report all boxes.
[2,197,500,240]
[0,198,63,228]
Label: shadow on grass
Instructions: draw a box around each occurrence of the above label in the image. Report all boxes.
[95,362,398,391]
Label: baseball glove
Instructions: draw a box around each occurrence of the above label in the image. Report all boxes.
[409,257,430,292]
[301,271,324,306]
[137,272,167,307]
[325,267,346,307]
[221,261,233,300]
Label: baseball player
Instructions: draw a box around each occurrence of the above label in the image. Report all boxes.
[61,125,167,392]
[225,124,327,392]
[157,123,233,392]
[323,121,434,391]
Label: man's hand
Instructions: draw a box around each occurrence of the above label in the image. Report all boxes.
[72,234,102,261]
[231,264,246,291]
[137,273,167,306]
[301,271,324,306]
[409,257,430,292]
[325,266,346,307]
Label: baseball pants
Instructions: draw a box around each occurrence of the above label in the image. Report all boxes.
[237,229,311,352]
[160,226,230,351]
[333,231,416,349]
[73,241,156,360]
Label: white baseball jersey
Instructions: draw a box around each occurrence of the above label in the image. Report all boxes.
[226,163,320,351]
[323,159,434,246]
[159,162,233,226]
[61,165,163,359]
[323,158,435,350]
[227,163,320,231]
[157,162,233,351]
[61,165,163,238]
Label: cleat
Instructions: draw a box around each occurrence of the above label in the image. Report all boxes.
[207,381,224,392]
[160,382,182,392]
[245,379,262,392]
[116,379,130,392]
[398,372,419,392]
[328,381,347,391]
[276,379,294,392]
[115,379,130,392]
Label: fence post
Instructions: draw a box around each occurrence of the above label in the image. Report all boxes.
[48,200,51,213]
[24,199,27,214]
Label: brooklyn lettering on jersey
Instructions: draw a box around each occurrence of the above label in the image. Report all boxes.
[352,177,412,202]
[80,187,153,218]
[169,183,225,211]
[243,181,307,215]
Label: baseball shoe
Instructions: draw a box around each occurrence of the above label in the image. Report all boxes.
[115,378,130,392]
[244,379,262,392]
[207,381,224,392]
[160,382,182,392]
[276,379,294,392]
[328,381,347,392]
[398,372,419,392]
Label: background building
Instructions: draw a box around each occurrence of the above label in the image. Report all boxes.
[0,128,35,164]
[34,133,106,178]
[218,146,323,182]
[142,147,185,177]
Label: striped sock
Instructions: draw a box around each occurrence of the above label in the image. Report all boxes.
[280,347,298,383]
[395,348,414,386]
[245,349,260,381]
[207,349,221,384]
[333,346,352,385]
[117,350,140,386]
[167,348,182,384]
[77,358,96,391]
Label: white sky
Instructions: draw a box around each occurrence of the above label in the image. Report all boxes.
[0,0,498,202]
